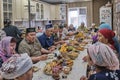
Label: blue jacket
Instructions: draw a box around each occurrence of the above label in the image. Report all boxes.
[38,33,54,49]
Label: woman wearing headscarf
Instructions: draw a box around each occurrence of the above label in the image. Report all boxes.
[92,23,120,54]
[99,23,120,55]
[0,53,33,80]
[98,28,116,50]
[92,23,112,44]
[0,36,16,67]
[80,42,120,80]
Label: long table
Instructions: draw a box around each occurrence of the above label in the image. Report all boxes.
[32,48,88,80]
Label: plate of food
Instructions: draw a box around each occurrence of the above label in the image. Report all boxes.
[32,66,40,72]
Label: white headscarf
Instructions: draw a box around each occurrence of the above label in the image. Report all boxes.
[0,53,33,79]
[88,42,119,70]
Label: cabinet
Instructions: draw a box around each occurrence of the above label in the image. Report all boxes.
[36,2,51,20]
[3,0,13,20]
[14,0,36,21]
[50,4,67,20]
[14,0,23,21]
[41,4,44,19]
[35,2,41,20]
[43,3,50,20]
[55,5,61,20]
[50,5,56,20]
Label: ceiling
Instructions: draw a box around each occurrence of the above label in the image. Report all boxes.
[40,0,92,4]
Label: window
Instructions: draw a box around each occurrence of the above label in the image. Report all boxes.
[68,7,87,29]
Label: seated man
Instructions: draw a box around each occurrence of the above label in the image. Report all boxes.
[58,24,69,40]
[38,24,65,50]
[38,24,54,49]
[18,28,51,63]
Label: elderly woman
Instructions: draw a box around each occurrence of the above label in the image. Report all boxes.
[98,28,116,50]
[80,42,120,80]
[0,53,33,80]
[0,36,16,67]
[99,23,120,54]
[92,23,120,54]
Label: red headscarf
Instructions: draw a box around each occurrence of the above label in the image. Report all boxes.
[98,28,115,50]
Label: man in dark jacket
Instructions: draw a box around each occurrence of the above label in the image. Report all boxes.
[3,19,22,52]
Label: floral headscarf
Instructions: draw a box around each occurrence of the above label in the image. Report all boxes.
[88,42,119,70]
[0,53,33,79]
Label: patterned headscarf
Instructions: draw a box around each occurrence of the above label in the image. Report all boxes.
[88,42,119,70]
[0,53,33,79]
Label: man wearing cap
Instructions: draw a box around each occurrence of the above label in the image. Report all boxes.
[38,24,55,50]
[18,28,51,63]
[38,24,66,50]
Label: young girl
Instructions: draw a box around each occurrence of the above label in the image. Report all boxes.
[0,36,16,67]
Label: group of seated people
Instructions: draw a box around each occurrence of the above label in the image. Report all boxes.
[80,23,120,80]
[0,22,120,80]
[0,22,78,80]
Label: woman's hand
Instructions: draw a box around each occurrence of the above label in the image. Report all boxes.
[82,56,88,62]
[80,76,88,80]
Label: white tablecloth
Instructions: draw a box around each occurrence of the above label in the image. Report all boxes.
[32,49,88,80]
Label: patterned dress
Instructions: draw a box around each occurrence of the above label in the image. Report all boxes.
[89,69,120,80]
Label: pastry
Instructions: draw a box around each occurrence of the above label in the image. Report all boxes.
[32,66,40,72]
[76,46,84,51]
[67,52,79,60]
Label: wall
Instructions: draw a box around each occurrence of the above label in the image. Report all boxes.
[0,0,3,28]
[67,1,93,27]
[112,0,120,41]
[92,0,111,26]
